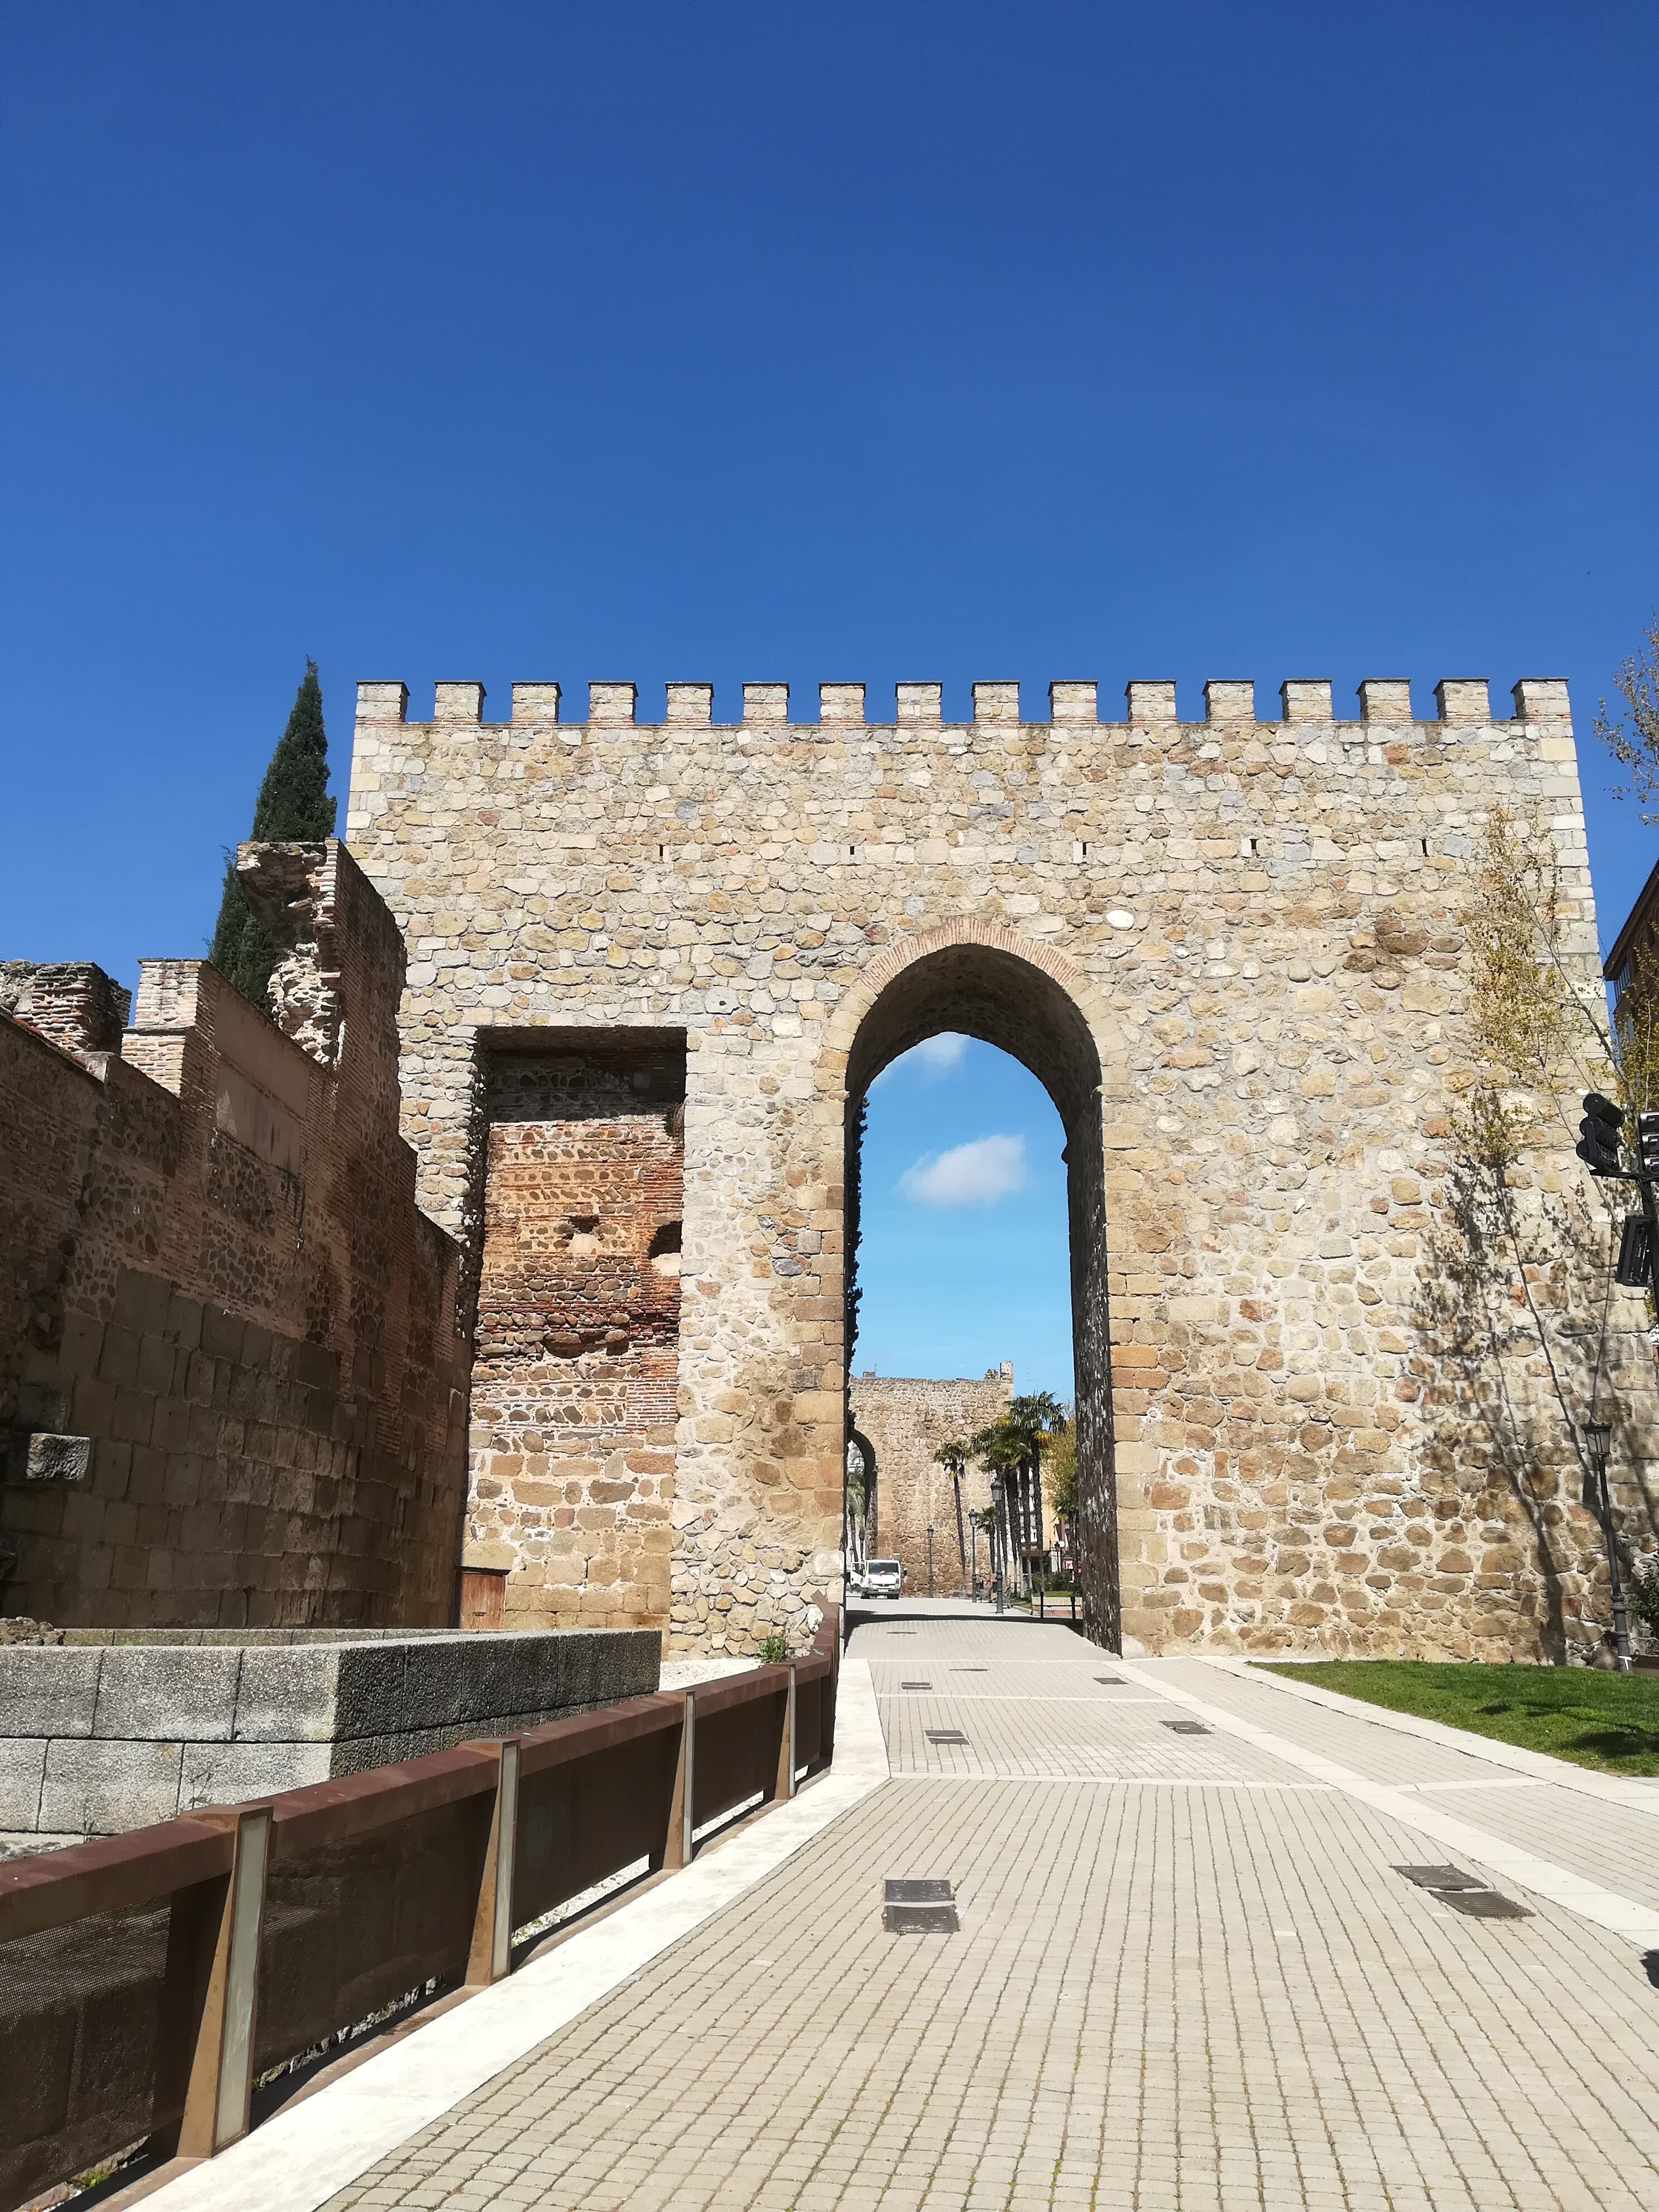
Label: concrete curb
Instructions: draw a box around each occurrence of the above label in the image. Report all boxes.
[1122,1660,1659,1946]
[1205,1655,1659,1816]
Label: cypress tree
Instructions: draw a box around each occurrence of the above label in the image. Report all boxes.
[208,659,337,1008]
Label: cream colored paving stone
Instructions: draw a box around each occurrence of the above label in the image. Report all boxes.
[290,1611,1659,2209]
[1148,1655,1526,1787]
[1406,1779,1659,1914]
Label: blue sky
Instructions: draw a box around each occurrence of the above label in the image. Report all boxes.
[5,2,1658,1393]
[858,1038,1071,1396]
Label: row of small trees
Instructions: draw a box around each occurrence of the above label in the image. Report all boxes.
[934,1393,1070,1599]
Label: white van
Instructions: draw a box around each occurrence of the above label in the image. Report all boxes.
[865,1558,903,1600]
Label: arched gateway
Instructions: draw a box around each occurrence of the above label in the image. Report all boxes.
[346,673,1632,1662]
[832,924,1119,1644]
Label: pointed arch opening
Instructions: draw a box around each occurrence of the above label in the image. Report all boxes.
[840,936,1119,1647]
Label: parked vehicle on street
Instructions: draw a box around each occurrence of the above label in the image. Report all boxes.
[865,1558,903,1599]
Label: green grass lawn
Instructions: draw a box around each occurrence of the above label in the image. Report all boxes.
[1253,1660,1659,1777]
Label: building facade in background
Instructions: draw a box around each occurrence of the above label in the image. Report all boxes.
[0,844,469,1631]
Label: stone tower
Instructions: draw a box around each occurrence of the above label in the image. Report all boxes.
[346,674,1644,1659]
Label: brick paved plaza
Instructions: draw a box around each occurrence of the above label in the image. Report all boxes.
[165,1607,1659,2212]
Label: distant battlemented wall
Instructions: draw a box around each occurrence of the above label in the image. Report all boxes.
[0,842,470,1631]
[849,1366,1013,1592]
[347,672,1650,1660]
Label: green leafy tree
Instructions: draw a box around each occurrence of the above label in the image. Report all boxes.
[1042,1415,1078,1524]
[1596,614,1659,824]
[934,1437,970,1587]
[209,660,336,1008]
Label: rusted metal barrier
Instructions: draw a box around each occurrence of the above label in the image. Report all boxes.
[0,1651,834,2210]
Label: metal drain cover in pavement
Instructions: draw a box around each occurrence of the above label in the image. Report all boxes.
[925,1728,969,1744]
[885,1878,959,1933]
[952,1666,987,1673]
[1396,1865,1532,1919]
[1095,1675,1124,1685]
[1442,1889,1533,1920]
[900,1680,932,1690]
[1161,1718,1210,1734]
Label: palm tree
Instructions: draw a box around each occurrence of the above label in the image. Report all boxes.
[934,1437,970,1592]
[970,1419,1029,1603]
[1006,1394,1068,1606]
[966,1503,996,1596]
[969,1398,1068,1608]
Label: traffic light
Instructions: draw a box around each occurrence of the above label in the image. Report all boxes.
[1637,1110,1659,1178]
[1577,1093,1625,1176]
[1616,1214,1653,1287]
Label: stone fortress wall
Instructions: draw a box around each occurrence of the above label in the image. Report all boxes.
[346,672,1648,1659]
[850,1366,1013,1593]
[1,843,470,1631]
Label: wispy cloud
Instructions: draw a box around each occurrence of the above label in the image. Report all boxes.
[910,1032,968,1074]
[871,1032,971,1089]
[898,1133,1027,1208]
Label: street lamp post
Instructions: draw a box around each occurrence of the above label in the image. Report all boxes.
[927,1524,934,1598]
[1584,1420,1632,1672]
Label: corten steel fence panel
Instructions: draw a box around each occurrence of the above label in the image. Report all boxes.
[796,1671,824,1772]
[0,1665,839,2210]
[512,1698,684,1928]
[254,1784,496,2074]
[690,1666,792,1831]
[2,1903,173,2206]
[0,1822,236,2210]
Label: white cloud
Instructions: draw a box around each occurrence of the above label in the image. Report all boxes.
[871,1032,970,1089]
[911,1032,968,1073]
[898,1133,1028,1208]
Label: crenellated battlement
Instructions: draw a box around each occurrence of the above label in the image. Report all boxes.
[355,675,1572,731]
[341,640,1612,1670]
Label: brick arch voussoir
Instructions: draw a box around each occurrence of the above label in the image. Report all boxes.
[820,918,1122,1094]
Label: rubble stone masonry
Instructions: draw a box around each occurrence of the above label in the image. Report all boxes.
[465,1042,683,1630]
[346,673,1648,1658]
[0,842,470,1629]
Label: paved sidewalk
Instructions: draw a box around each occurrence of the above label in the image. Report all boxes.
[201,1610,1659,2210]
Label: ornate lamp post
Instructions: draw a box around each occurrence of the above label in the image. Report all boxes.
[1584,1419,1632,1672]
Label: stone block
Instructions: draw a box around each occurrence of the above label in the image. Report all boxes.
[13,1382,69,1431]
[40,1738,183,1835]
[0,1646,101,1735]
[199,1304,246,1362]
[179,1739,332,1812]
[93,1645,242,1741]
[463,1539,516,1571]
[4,1432,93,1485]
[382,1637,467,1730]
[326,1641,416,1738]
[111,1268,176,1335]
[227,1642,346,1740]
[0,1738,46,1828]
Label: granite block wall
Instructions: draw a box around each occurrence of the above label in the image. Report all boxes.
[1,842,471,1631]
[0,1626,659,1845]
